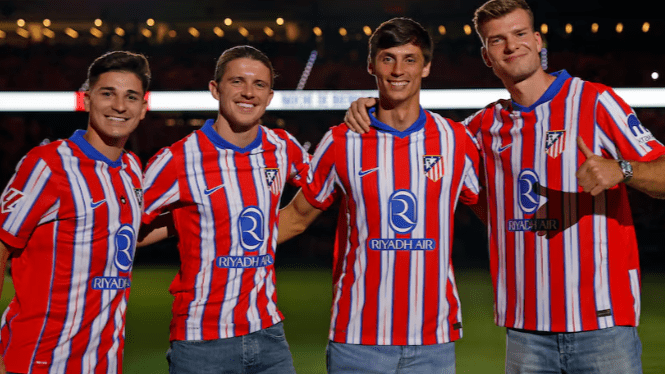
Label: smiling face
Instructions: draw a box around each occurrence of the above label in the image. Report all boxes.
[209,57,274,130]
[369,42,431,108]
[480,8,543,85]
[85,70,147,145]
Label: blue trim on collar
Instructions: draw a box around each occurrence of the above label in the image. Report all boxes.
[69,130,123,168]
[201,119,263,152]
[512,70,572,112]
[368,107,427,138]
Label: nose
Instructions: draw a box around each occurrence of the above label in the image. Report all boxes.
[505,35,519,53]
[241,83,255,98]
[391,60,404,76]
[112,95,127,112]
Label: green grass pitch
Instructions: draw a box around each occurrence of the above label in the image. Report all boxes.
[1,267,663,373]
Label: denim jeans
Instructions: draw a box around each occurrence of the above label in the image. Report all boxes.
[166,322,296,374]
[326,340,455,374]
[505,326,643,374]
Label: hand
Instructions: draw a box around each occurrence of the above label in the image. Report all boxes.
[0,355,6,374]
[343,97,377,134]
[576,136,624,196]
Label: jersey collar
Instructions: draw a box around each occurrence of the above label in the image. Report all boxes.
[201,119,263,153]
[368,106,426,138]
[511,70,572,112]
[69,130,123,168]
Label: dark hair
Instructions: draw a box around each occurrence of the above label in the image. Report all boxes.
[85,51,151,92]
[473,0,535,43]
[213,45,275,87]
[368,17,433,65]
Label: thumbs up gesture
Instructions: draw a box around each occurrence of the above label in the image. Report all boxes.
[576,136,625,196]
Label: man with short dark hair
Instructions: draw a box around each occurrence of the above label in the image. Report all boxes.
[345,1,665,373]
[141,45,310,374]
[278,18,481,373]
[0,51,150,374]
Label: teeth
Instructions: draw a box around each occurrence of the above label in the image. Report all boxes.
[390,81,408,86]
[237,103,254,108]
[108,117,126,122]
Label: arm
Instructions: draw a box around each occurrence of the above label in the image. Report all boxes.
[278,190,323,244]
[576,137,665,198]
[0,241,11,374]
[343,97,377,134]
[137,211,175,247]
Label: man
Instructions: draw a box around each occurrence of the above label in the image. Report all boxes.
[278,18,481,373]
[0,51,149,373]
[140,45,310,374]
[345,1,665,372]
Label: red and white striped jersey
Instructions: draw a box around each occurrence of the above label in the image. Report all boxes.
[464,70,665,332]
[0,130,143,374]
[302,108,480,346]
[142,120,310,342]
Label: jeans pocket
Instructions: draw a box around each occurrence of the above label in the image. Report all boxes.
[261,322,286,341]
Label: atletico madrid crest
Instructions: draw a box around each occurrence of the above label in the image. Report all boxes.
[545,130,566,159]
[423,155,444,182]
[265,168,281,195]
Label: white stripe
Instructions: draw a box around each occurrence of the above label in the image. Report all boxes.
[51,142,93,374]
[3,159,51,234]
[535,103,551,331]
[628,269,641,325]
[376,133,394,345]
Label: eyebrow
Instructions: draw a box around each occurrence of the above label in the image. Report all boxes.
[98,86,142,95]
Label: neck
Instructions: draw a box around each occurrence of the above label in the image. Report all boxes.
[504,69,556,108]
[375,96,421,132]
[213,115,259,148]
[83,128,126,162]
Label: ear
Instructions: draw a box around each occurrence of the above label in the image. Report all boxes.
[83,91,91,112]
[209,80,220,101]
[266,89,274,107]
[534,31,543,53]
[367,62,375,76]
[481,47,492,68]
[422,62,431,78]
[139,95,148,120]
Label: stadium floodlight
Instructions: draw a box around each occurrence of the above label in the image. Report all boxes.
[0,89,663,112]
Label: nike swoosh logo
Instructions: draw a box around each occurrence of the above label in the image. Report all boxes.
[358,167,379,177]
[91,199,106,209]
[498,144,512,153]
[204,184,224,196]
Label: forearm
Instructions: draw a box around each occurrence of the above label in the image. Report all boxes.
[277,191,323,244]
[0,241,11,305]
[626,155,665,199]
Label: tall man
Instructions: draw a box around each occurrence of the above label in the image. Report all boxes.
[0,51,149,373]
[278,18,481,373]
[140,46,310,374]
[345,1,665,372]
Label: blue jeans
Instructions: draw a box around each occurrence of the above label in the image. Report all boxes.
[505,326,643,374]
[326,341,455,374]
[166,322,296,374]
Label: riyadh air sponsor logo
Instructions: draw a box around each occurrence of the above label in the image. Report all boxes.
[1,187,24,213]
[238,206,264,251]
[358,167,379,177]
[91,276,131,290]
[114,224,136,272]
[507,219,559,232]
[389,189,417,234]
[517,169,540,215]
[215,254,274,268]
[627,113,655,144]
[368,238,435,250]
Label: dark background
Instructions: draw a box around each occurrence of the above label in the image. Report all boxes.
[1,0,664,271]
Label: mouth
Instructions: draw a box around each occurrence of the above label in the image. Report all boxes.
[106,116,129,122]
[388,81,409,88]
[236,102,255,109]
